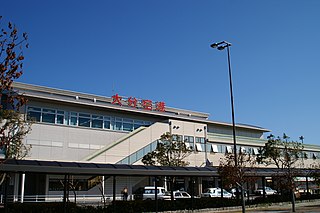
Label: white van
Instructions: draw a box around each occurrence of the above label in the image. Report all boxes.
[143,186,169,200]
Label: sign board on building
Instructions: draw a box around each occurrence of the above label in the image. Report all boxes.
[111,94,166,112]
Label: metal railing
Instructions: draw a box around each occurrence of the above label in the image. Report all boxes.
[0,194,130,204]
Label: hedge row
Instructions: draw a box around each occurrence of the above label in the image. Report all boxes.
[1,195,319,213]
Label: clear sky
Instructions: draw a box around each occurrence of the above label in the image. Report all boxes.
[1,1,320,145]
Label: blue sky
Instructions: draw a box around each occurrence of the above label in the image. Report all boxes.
[1,1,320,145]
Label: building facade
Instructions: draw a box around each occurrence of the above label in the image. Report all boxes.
[3,82,320,201]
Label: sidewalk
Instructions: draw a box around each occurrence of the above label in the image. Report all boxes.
[213,199,320,213]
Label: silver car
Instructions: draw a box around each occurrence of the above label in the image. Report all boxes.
[255,187,277,195]
[201,187,233,198]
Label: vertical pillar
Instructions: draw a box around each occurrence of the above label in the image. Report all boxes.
[204,126,208,166]
[4,175,8,213]
[306,176,309,198]
[155,176,158,213]
[113,176,116,213]
[198,177,202,196]
[13,173,19,202]
[63,175,67,213]
[45,175,49,201]
[102,176,105,196]
[20,173,25,203]
[262,177,266,199]
[191,177,195,211]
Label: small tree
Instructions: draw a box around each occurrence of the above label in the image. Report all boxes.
[0,16,31,185]
[218,150,257,213]
[0,110,31,159]
[142,132,191,167]
[219,151,257,189]
[0,16,28,108]
[257,134,304,212]
[308,162,320,195]
[0,16,30,159]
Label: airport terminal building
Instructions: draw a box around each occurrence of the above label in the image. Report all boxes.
[2,82,320,201]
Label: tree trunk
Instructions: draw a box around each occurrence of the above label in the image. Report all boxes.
[241,186,246,213]
[291,189,296,212]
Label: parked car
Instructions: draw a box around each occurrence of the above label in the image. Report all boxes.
[143,186,170,200]
[201,187,233,198]
[133,187,144,200]
[230,188,247,197]
[255,187,277,195]
[163,190,192,200]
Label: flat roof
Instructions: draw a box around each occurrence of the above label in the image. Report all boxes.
[13,82,270,132]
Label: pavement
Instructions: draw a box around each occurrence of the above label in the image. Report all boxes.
[214,200,320,213]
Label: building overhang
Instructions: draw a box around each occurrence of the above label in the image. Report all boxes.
[0,159,314,177]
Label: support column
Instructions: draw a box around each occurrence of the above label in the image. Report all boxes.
[306,176,309,198]
[13,173,19,202]
[102,176,105,196]
[191,177,195,211]
[113,176,116,213]
[4,175,8,213]
[155,176,158,213]
[20,173,25,203]
[63,175,68,213]
[262,177,266,199]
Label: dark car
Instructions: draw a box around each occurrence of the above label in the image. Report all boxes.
[133,187,144,200]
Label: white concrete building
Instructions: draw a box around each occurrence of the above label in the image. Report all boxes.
[2,82,320,202]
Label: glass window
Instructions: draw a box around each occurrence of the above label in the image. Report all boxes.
[70,112,77,126]
[196,137,205,143]
[104,120,111,129]
[130,153,137,163]
[184,136,194,143]
[56,111,65,124]
[79,113,90,118]
[123,122,133,131]
[120,157,129,164]
[135,120,144,124]
[136,149,144,160]
[123,118,133,123]
[134,123,142,130]
[173,135,183,142]
[27,107,41,121]
[79,117,90,127]
[25,107,155,133]
[27,111,41,122]
[144,144,151,154]
[42,108,56,123]
[115,122,122,130]
[78,113,90,127]
[92,115,103,128]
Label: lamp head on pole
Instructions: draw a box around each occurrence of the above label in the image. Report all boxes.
[210,41,232,50]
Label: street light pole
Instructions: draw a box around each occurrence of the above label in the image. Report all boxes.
[211,41,244,212]
[210,41,237,168]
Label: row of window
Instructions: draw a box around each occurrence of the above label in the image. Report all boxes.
[27,106,152,132]
[171,134,260,154]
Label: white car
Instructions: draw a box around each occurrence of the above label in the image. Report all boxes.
[143,186,170,200]
[255,187,277,195]
[163,190,192,200]
[201,187,233,198]
[230,188,247,197]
